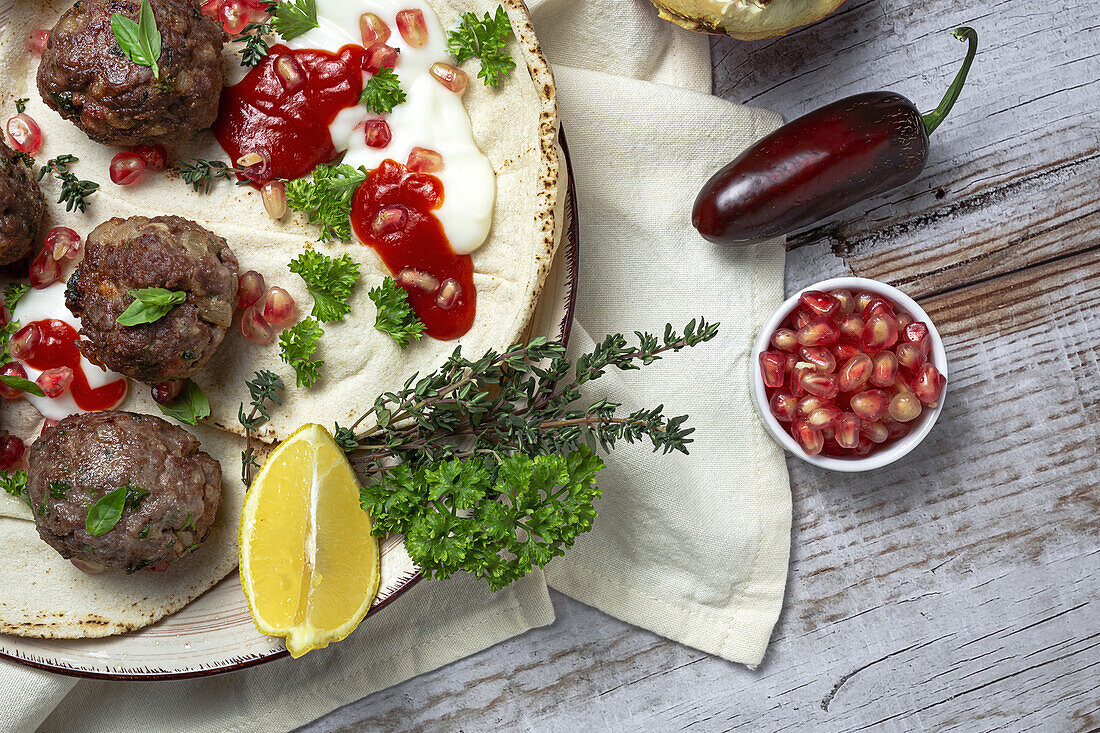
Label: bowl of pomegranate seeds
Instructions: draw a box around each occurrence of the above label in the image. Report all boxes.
[751,277,949,471]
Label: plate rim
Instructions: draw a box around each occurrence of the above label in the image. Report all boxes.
[0,129,581,681]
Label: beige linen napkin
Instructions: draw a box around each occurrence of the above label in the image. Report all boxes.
[0,1,791,730]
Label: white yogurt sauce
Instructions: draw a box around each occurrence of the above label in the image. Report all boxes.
[289,0,496,255]
[11,282,127,421]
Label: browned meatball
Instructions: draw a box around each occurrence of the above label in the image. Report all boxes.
[66,215,239,383]
[37,0,226,147]
[27,410,222,572]
[0,139,45,265]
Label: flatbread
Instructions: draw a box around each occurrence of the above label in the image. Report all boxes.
[0,0,560,637]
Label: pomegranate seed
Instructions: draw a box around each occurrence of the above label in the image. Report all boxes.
[770,328,797,352]
[895,342,927,373]
[832,339,863,362]
[792,307,815,330]
[132,144,168,171]
[849,389,888,421]
[219,0,252,35]
[25,29,49,56]
[0,362,29,399]
[29,249,61,288]
[261,181,287,219]
[37,366,74,398]
[237,270,265,309]
[261,286,296,328]
[435,279,461,310]
[792,419,824,456]
[200,0,223,20]
[769,392,798,423]
[430,62,468,94]
[363,119,392,148]
[831,289,856,315]
[911,363,946,406]
[888,391,923,422]
[799,346,836,373]
[896,311,913,329]
[860,295,895,321]
[822,426,836,443]
[8,323,41,361]
[241,304,274,344]
[837,353,873,392]
[0,432,26,470]
[882,417,911,440]
[835,412,860,449]
[109,152,146,186]
[862,420,889,444]
[807,405,843,430]
[851,437,874,457]
[799,290,840,318]
[7,113,42,155]
[790,363,814,398]
[759,351,787,389]
[870,351,899,387]
[236,150,271,184]
[860,313,899,353]
[360,12,391,44]
[363,43,400,74]
[856,292,874,312]
[903,322,932,355]
[838,314,864,340]
[38,418,60,437]
[0,303,8,329]
[46,226,82,261]
[274,54,307,92]
[407,147,444,174]
[372,206,408,236]
[796,394,826,416]
[396,9,428,47]
[70,558,108,574]
[396,268,440,292]
[797,320,839,347]
[152,379,185,405]
[800,371,839,399]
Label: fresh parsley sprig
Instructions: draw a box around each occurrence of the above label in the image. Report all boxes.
[238,370,285,485]
[360,67,406,114]
[270,0,319,41]
[285,163,369,243]
[38,154,100,213]
[3,283,29,311]
[1,470,29,507]
[446,5,515,88]
[110,0,163,80]
[368,277,424,349]
[116,287,186,326]
[279,317,324,387]
[288,251,360,323]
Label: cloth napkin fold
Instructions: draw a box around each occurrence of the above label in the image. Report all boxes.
[1,1,791,730]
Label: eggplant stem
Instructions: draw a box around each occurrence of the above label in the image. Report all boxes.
[922,27,978,136]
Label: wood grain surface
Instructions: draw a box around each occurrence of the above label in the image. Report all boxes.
[300,0,1099,730]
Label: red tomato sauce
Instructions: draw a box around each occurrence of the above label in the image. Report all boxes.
[351,160,476,341]
[23,320,127,412]
[214,44,366,184]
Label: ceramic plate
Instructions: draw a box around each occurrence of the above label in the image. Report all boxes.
[0,134,580,680]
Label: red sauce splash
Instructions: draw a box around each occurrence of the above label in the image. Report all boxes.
[352,160,476,340]
[214,44,366,183]
[23,320,127,412]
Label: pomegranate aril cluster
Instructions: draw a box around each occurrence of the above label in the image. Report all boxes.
[761,288,944,458]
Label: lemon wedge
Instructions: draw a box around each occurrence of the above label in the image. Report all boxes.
[239,424,380,658]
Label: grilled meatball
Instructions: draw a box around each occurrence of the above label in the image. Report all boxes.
[66,215,239,384]
[37,0,226,147]
[0,139,45,265]
[27,410,222,572]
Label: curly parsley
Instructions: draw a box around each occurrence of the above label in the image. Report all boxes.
[279,317,324,387]
[1,470,29,507]
[446,5,515,88]
[285,163,369,243]
[288,251,360,323]
[4,283,29,311]
[368,277,424,349]
[360,67,406,114]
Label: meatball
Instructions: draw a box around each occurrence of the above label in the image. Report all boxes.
[66,215,239,384]
[37,0,226,147]
[27,410,222,572]
[0,139,45,265]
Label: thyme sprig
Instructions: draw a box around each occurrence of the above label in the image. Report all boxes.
[38,154,100,212]
[233,21,273,67]
[238,370,285,485]
[176,158,250,194]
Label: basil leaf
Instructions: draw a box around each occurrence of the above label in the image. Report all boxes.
[158,379,210,426]
[86,486,127,537]
[0,374,45,397]
[110,0,162,80]
[116,287,186,326]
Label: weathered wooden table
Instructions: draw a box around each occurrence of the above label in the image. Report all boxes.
[302,1,1099,729]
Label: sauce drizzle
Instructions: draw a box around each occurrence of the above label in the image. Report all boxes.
[22,320,127,412]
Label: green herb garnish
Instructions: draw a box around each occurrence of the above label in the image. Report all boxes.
[176,158,247,194]
[360,67,406,114]
[270,0,319,41]
[368,277,424,349]
[234,21,272,67]
[38,154,100,213]
[14,98,28,114]
[0,374,45,397]
[238,370,285,485]
[278,317,324,387]
[110,0,163,80]
[1,470,29,507]
[116,287,186,326]
[86,482,148,537]
[49,480,70,499]
[285,163,369,243]
[446,6,515,88]
[158,379,211,426]
[0,319,18,367]
[288,251,361,323]
[4,282,29,311]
